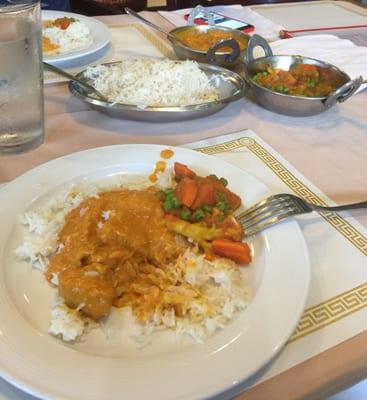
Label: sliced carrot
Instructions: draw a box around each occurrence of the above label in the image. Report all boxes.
[191,182,215,210]
[224,190,242,210]
[174,162,196,179]
[174,177,198,208]
[212,239,252,265]
[206,175,241,210]
[55,17,71,30]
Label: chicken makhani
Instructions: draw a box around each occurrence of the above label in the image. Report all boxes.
[11,159,253,343]
[47,189,188,320]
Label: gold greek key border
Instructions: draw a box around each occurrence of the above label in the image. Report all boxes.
[110,23,172,58]
[194,137,367,341]
[290,283,367,342]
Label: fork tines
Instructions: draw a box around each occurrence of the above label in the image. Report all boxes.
[237,194,309,237]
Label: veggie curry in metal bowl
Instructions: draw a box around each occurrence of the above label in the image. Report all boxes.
[252,63,339,98]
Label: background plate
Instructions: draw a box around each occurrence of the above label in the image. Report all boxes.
[42,10,111,63]
[69,62,245,122]
[0,144,310,400]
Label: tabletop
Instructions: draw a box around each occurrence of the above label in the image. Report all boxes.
[0,6,367,400]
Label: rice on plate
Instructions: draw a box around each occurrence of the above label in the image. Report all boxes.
[42,16,93,56]
[15,160,251,347]
[83,58,220,107]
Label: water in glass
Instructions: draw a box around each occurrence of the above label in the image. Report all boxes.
[0,0,44,154]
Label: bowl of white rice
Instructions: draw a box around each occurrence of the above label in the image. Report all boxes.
[68,58,245,122]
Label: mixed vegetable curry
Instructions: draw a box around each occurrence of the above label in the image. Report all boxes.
[162,162,249,263]
[253,64,338,97]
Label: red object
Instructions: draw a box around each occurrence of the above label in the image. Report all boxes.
[184,13,254,33]
[175,178,199,207]
[174,162,196,179]
[281,24,367,39]
[191,182,215,210]
[224,190,241,210]
[212,239,252,264]
[54,17,72,30]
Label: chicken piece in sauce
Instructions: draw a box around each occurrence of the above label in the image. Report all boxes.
[58,263,114,320]
[47,189,188,320]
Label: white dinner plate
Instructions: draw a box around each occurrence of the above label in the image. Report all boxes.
[42,10,111,63]
[0,145,310,400]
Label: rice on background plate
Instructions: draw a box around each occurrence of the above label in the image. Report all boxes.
[42,17,93,56]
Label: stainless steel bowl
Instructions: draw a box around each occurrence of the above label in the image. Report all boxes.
[68,61,245,122]
[169,25,250,68]
[244,35,364,116]
[124,8,249,69]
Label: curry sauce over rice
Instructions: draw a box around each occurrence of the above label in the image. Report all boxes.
[47,189,189,321]
[17,161,251,343]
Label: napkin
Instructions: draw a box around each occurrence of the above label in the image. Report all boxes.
[159,5,284,41]
[269,34,367,92]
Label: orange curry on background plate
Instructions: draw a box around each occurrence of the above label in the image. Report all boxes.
[42,17,77,55]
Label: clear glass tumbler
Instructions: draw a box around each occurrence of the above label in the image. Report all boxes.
[0,0,44,154]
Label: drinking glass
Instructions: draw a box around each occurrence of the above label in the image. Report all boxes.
[0,0,44,154]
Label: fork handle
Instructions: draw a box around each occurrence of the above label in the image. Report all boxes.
[311,200,367,212]
[43,62,106,101]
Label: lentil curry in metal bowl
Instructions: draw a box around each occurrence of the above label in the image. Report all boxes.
[174,28,247,53]
[169,25,250,68]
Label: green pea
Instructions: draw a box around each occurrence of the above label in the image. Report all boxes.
[202,205,213,213]
[164,188,174,195]
[216,201,228,211]
[193,210,205,221]
[180,209,191,221]
[163,198,173,211]
[220,177,228,187]
[171,196,181,209]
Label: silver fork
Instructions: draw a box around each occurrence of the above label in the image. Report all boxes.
[236,193,367,237]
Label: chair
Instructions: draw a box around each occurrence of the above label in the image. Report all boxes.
[69,0,145,16]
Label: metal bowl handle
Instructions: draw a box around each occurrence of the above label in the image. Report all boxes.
[323,76,363,108]
[207,39,241,64]
[246,34,273,63]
